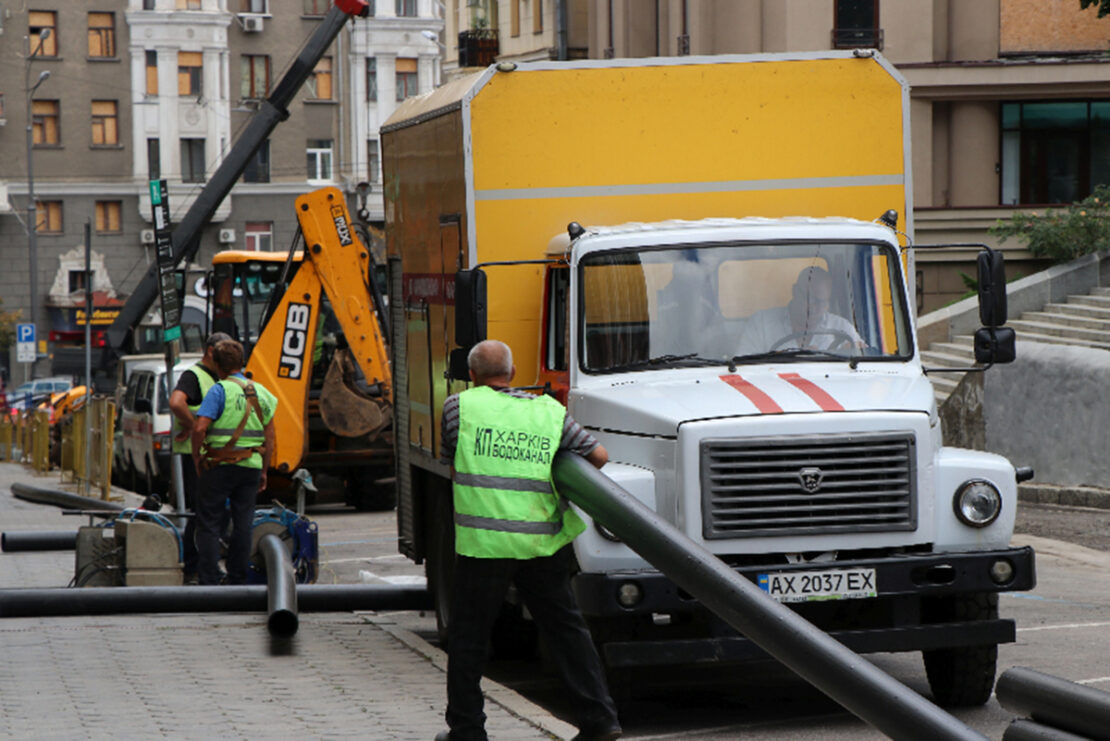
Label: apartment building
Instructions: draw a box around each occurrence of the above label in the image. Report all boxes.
[0,0,441,379]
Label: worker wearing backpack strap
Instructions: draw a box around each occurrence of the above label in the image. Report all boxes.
[191,339,278,586]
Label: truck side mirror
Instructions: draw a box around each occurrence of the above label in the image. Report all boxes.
[454,268,488,348]
[977,250,1007,328]
[974,327,1016,365]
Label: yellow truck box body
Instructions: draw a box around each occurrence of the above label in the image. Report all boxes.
[383,51,910,468]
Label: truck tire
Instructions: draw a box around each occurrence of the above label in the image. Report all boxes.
[424,490,455,647]
[922,592,999,707]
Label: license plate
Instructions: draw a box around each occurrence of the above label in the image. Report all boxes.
[757,567,877,603]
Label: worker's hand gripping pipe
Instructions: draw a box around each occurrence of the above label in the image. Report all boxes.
[552,451,989,741]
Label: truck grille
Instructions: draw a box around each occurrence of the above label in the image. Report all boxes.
[701,432,916,539]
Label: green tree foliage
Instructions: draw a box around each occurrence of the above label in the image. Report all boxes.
[0,298,19,349]
[989,185,1110,260]
[1079,0,1110,17]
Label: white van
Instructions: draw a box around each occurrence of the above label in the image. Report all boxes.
[116,356,201,495]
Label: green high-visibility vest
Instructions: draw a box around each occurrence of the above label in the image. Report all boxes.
[172,365,217,454]
[453,385,585,559]
[204,377,275,470]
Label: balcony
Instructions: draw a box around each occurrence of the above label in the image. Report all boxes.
[458,29,499,68]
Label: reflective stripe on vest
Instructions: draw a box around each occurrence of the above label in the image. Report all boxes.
[172,365,217,454]
[452,385,585,559]
[204,377,268,469]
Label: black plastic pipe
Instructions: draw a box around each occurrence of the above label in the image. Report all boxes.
[1002,718,1092,741]
[0,584,432,618]
[552,451,986,741]
[11,483,124,513]
[2,530,77,552]
[996,667,1110,741]
[260,534,298,638]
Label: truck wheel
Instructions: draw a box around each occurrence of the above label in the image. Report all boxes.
[922,592,999,707]
[424,491,455,647]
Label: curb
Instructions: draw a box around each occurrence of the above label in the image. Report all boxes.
[364,613,577,741]
[1019,482,1110,510]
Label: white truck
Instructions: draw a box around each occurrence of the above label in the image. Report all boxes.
[382,51,1034,706]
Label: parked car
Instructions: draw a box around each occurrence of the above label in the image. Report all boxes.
[117,358,199,496]
[7,377,73,414]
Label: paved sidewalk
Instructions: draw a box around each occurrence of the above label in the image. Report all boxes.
[0,463,574,740]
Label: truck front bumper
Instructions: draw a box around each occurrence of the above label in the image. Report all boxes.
[572,545,1036,668]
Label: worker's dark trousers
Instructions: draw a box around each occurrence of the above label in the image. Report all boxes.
[445,545,619,741]
[176,454,199,578]
[196,464,259,585]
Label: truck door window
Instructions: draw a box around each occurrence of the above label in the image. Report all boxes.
[545,267,569,371]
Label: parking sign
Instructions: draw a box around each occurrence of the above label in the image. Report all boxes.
[16,323,35,363]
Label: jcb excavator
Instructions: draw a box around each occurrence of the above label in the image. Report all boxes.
[208,187,394,511]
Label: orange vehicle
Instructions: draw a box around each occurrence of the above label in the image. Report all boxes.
[208,187,394,510]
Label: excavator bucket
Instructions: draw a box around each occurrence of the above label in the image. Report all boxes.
[318,347,391,440]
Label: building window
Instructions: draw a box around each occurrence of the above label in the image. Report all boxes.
[832,0,881,49]
[396,0,416,16]
[0,95,5,119]
[308,57,332,100]
[303,0,333,14]
[176,0,203,9]
[244,140,271,183]
[242,54,271,99]
[147,138,161,179]
[511,0,520,37]
[29,12,58,57]
[95,201,122,233]
[88,12,116,58]
[367,58,377,102]
[91,101,119,146]
[245,222,273,251]
[396,58,418,101]
[1001,101,1110,206]
[181,138,206,183]
[240,0,269,12]
[178,51,203,97]
[533,0,543,33]
[307,139,333,182]
[143,0,156,9]
[69,270,88,294]
[368,139,379,183]
[146,50,159,95]
[32,100,60,146]
[36,201,63,233]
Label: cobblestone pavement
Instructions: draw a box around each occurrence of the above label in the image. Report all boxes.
[0,463,573,741]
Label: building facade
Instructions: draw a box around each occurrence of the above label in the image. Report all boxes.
[0,0,441,380]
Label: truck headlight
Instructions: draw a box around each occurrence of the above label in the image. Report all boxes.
[953,480,1001,527]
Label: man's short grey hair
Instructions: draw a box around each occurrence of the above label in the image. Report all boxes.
[205,331,233,349]
[467,340,512,380]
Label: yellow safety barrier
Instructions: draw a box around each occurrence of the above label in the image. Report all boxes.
[0,415,12,461]
[89,397,117,501]
[31,409,50,474]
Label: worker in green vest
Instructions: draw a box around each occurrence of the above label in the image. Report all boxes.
[168,331,230,584]
[190,339,277,586]
[435,340,621,741]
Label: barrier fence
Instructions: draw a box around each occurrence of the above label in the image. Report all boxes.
[2,396,117,501]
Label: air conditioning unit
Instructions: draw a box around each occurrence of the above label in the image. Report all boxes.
[140,228,155,245]
[242,16,264,33]
[218,228,236,244]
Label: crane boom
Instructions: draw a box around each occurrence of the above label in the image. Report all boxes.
[107,0,369,355]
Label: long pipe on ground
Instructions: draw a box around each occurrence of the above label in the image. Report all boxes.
[260,533,298,638]
[11,483,124,513]
[2,530,77,552]
[996,667,1110,741]
[1002,719,1092,741]
[0,584,432,618]
[552,451,986,741]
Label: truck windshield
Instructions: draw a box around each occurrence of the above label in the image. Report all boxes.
[579,241,912,373]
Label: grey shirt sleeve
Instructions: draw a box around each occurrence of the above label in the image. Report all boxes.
[439,393,460,466]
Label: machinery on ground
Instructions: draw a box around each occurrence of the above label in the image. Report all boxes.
[382,51,1035,705]
[209,187,394,511]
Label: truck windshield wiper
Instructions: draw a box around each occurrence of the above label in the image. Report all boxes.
[605,353,723,373]
[728,348,849,369]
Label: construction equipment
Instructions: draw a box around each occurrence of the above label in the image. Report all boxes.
[208,187,394,511]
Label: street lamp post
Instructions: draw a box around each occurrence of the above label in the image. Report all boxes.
[25,29,51,380]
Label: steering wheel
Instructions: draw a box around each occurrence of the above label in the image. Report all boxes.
[770,329,856,352]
